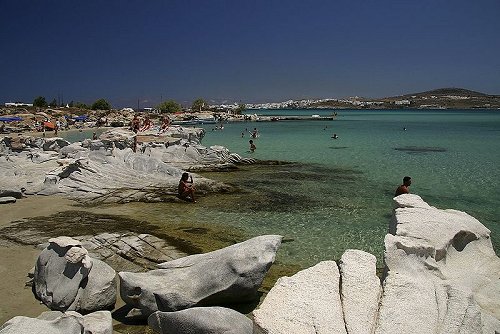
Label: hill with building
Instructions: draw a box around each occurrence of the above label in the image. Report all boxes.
[246,88,500,110]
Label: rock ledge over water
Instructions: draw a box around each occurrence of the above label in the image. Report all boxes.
[253,194,500,334]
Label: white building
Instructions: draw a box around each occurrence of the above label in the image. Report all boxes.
[5,102,33,107]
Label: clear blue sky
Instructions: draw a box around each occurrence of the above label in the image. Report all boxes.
[1,0,499,108]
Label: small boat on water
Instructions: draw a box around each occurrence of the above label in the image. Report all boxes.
[172,118,217,126]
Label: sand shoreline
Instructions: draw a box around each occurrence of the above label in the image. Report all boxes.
[0,195,81,324]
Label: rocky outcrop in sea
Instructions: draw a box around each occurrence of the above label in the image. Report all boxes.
[0,126,255,204]
[253,194,500,334]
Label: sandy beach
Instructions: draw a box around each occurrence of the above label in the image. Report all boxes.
[0,196,79,324]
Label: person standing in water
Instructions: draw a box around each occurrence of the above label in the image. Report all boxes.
[249,140,256,152]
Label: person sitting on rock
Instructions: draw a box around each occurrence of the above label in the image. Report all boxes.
[395,176,412,197]
[131,115,140,133]
[159,116,171,133]
[141,116,153,132]
[178,172,196,203]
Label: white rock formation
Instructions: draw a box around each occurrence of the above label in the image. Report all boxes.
[0,128,242,203]
[148,307,253,334]
[0,314,83,334]
[0,310,112,334]
[33,236,117,312]
[253,260,347,334]
[119,235,282,317]
[376,194,500,334]
[254,194,500,334]
[339,250,381,334]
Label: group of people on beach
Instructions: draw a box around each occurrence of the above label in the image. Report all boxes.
[131,114,171,134]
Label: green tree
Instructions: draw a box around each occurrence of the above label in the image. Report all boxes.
[192,98,207,112]
[91,98,111,110]
[157,100,181,113]
[75,102,88,109]
[49,98,58,107]
[33,96,48,108]
[68,101,74,108]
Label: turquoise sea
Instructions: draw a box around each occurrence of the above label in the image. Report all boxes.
[64,110,500,269]
[197,109,500,266]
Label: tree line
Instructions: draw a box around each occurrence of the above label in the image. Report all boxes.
[32,96,246,113]
[33,96,111,110]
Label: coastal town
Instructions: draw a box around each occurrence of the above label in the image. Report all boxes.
[244,88,500,110]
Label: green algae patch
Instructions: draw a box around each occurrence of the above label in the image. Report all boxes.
[0,209,251,256]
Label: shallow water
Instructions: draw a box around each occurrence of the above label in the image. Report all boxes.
[62,110,500,269]
[197,109,500,267]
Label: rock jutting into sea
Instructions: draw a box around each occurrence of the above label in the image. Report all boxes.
[119,235,283,317]
[253,194,500,334]
[0,126,255,204]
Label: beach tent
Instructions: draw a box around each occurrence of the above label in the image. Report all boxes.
[0,116,23,122]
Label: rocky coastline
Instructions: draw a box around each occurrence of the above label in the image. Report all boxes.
[0,124,499,333]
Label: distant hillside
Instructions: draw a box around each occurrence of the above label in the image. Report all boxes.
[399,87,492,99]
[302,87,500,110]
[245,87,500,110]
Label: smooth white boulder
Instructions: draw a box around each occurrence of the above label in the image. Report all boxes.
[0,310,112,334]
[253,260,346,334]
[0,196,16,204]
[0,314,83,334]
[33,236,116,312]
[119,235,282,317]
[148,307,253,334]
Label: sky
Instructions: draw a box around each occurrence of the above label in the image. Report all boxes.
[1,0,499,108]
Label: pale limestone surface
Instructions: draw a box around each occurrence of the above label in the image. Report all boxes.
[339,249,381,334]
[0,128,242,203]
[119,235,282,317]
[0,315,83,334]
[0,310,112,334]
[375,194,500,334]
[253,261,347,334]
[48,236,81,248]
[148,307,253,334]
[33,237,117,313]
